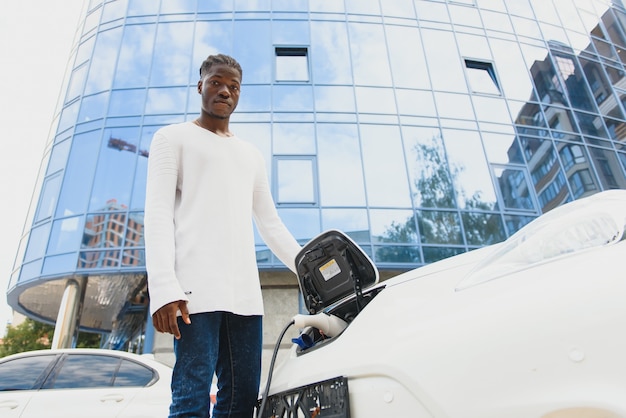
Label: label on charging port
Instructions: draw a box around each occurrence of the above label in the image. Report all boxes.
[319,258,341,281]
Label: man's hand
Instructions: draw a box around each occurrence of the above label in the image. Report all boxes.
[152,300,191,339]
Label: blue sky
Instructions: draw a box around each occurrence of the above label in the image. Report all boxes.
[0,1,84,331]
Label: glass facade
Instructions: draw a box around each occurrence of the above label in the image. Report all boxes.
[8,0,626,347]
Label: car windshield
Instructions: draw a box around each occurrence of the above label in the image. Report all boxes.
[457,190,626,290]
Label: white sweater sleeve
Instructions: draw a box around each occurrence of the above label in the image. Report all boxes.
[252,158,302,273]
[144,133,188,316]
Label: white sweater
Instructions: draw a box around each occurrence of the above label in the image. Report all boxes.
[144,122,301,317]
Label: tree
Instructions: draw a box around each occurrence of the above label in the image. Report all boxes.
[0,318,102,358]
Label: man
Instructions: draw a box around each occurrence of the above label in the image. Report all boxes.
[144,54,301,417]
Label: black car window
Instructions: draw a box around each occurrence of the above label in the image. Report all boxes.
[113,359,155,387]
[49,354,120,389]
[0,355,57,391]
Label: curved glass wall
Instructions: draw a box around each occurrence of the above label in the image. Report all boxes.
[8,0,626,345]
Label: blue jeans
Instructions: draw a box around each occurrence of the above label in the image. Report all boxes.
[169,311,262,418]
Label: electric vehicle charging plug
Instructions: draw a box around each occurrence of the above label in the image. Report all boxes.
[292,312,348,337]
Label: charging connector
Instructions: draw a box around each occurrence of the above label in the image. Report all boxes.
[292,312,348,337]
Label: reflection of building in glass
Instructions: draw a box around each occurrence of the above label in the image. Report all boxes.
[7,0,626,354]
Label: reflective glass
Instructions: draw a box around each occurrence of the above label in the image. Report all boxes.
[113,359,153,386]
[191,21,233,82]
[89,127,140,210]
[276,158,315,204]
[434,92,475,120]
[276,208,320,242]
[47,139,72,176]
[160,0,197,14]
[78,249,121,269]
[150,22,193,86]
[395,89,436,117]
[493,166,534,210]
[43,253,79,275]
[56,131,101,218]
[233,20,272,84]
[482,132,524,164]
[235,85,271,112]
[48,216,84,255]
[355,87,396,114]
[421,29,467,93]
[102,0,127,23]
[0,355,56,390]
[422,246,465,263]
[50,355,119,389]
[348,22,392,86]
[385,26,430,89]
[442,129,498,210]
[145,87,188,114]
[415,0,450,22]
[24,223,52,263]
[114,24,156,88]
[36,174,62,222]
[380,0,415,19]
[310,21,352,84]
[317,123,366,206]
[369,209,417,244]
[402,126,456,208]
[78,92,110,124]
[109,89,146,117]
[417,210,463,245]
[84,27,123,95]
[461,211,506,245]
[66,65,88,103]
[273,20,309,45]
[587,146,626,189]
[360,124,411,207]
[449,4,482,28]
[472,96,512,124]
[314,86,356,112]
[374,245,422,264]
[273,123,315,154]
[321,209,369,236]
[273,85,314,111]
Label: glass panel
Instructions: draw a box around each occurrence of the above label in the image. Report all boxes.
[449,4,481,27]
[113,360,153,387]
[395,89,436,117]
[310,21,352,84]
[472,96,511,124]
[235,85,271,112]
[272,85,313,111]
[442,129,498,210]
[48,216,84,255]
[130,125,161,210]
[50,355,119,389]
[275,208,320,242]
[374,245,421,264]
[273,123,315,154]
[84,27,123,95]
[573,110,608,138]
[465,60,500,95]
[191,21,233,82]
[35,174,62,222]
[380,0,415,18]
[114,24,156,88]
[503,213,536,236]
[314,86,355,112]
[78,92,110,124]
[58,100,80,133]
[434,92,474,120]
[355,87,396,114]
[233,20,272,84]
[348,22,392,86]
[150,22,194,86]
[43,253,79,275]
[66,65,88,103]
[273,20,309,45]
[422,246,465,263]
[89,127,140,210]
[275,47,309,81]
[146,87,188,114]
[56,131,101,217]
[461,211,506,245]
[46,138,72,175]
[101,0,127,22]
[421,29,466,93]
[415,0,450,22]
[317,124,366,206]
[385,26,430,89]
[78,249,121,269]
[122,248,145,267]
[402,126,456,208]
[588,146,626,189]
[417,210,463,245]
[360,124,411,207]
[493,166,534,210]
[369,209,417,244]
[109,89,146,116]
[321,209,369,238]
[276,159,315,203]
[482,132,524,164]
[82,212,127,250]
[160,0,197,14]
[24,223,52,262]
[0,355,57,390]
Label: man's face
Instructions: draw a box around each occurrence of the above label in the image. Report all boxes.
[198,64,241,119]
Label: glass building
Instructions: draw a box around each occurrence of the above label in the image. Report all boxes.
[8,0,626,351]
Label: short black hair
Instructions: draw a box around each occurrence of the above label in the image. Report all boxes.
[199,54,243,79]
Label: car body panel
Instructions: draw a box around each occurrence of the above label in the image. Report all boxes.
[265,190,626,417]
[0,349,172,418]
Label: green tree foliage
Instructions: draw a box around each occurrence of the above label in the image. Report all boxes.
[0,318,101,357]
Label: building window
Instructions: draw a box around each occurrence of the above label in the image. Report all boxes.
[275,47,309,82]
[274,157,317,205]
[464,59,500,95]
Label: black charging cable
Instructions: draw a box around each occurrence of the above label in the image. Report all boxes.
[256,319,295,418]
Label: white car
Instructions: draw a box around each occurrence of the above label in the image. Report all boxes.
[0,348,172,418]
[259,189,626,418]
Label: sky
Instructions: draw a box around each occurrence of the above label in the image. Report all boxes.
[0,1,85,331]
